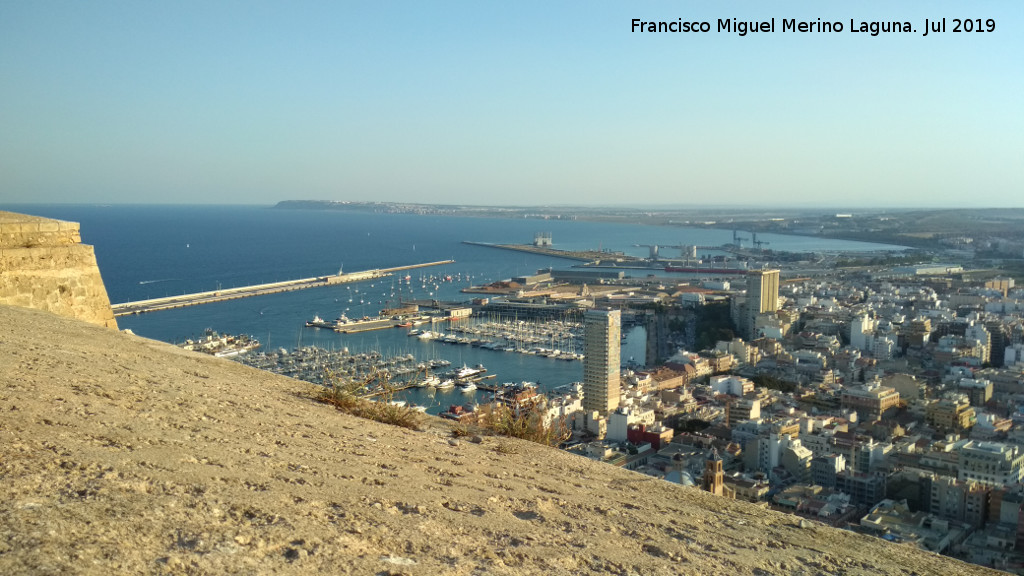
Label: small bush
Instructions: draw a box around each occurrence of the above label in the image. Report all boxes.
[475,403,569,447]
[315,368,423,431]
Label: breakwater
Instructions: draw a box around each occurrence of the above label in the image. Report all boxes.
[110,260,455,316]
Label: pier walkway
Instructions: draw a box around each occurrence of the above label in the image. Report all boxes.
[111,260,455,317]
[462,241,641,263]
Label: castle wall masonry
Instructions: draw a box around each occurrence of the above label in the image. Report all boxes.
[0,211,117,329]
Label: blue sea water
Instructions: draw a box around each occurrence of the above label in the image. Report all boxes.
[3,204,904,411]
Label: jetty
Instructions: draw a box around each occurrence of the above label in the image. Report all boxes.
[111,260,455,317]
[462,241,640,263]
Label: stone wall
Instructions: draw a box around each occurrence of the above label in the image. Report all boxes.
[0,211,117,329]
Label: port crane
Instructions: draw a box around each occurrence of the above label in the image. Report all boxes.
[731,230,748,247]
[751,232,770,250]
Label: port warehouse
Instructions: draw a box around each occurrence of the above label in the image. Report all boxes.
[517,269,626,284]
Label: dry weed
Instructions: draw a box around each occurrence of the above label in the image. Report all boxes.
[314,368,423,431]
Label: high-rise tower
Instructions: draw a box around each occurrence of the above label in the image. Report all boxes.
[583,308,621,416]
[744,269,780,339]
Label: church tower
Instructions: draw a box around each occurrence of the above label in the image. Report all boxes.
[702,448,724,496]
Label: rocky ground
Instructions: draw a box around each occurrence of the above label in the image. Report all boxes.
[0,305,1003,575]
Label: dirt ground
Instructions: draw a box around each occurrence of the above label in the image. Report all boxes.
[0,305,1003,575]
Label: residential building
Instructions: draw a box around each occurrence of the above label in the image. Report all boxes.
[840,381,900,422]
[860,499,971,554]
[811,454,846,489]
[959,442,1024,486]
[850,314,876,352]
[725,397,761,428]
[923,474,990,528]
[709,375,754,397]
[926,393,976,432]
[958,378,993,407]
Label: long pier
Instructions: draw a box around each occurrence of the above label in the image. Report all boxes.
[110,260,455,317]
[462,241,640,263]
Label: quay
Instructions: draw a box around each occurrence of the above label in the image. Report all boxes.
[462,241,640,263]
[111,260,455,317]
[333,318,406,334]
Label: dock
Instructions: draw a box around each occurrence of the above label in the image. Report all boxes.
[111,260,455,317]
[462,241,640,263]
[333,318,404,333]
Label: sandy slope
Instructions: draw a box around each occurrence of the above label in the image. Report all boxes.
[0,305,1002,575]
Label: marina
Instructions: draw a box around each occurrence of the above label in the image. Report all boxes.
[231,341,508,412]
[412,318,585,361]
[236,344,453,389]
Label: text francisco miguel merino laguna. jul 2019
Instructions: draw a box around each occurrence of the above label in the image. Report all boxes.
[631,17,997,37]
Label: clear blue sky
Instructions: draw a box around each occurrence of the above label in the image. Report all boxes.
[1,1,1021,207]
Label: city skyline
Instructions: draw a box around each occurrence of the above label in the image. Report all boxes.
[2,1,1021,207]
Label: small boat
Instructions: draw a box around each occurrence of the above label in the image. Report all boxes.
[453,364,486,380]
[435,379,455,390]
[459,382,477,393]
[305,315,331,328]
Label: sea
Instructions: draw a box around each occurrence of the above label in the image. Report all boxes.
[4,204,907,413]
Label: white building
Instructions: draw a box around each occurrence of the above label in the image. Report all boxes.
[1004,343,1024,368]
[958,441,1024,486]
[850,314,877,352]
[709,375,754,397]
[606,405,656,442]
[871,335,896,361]
[964,323,992,364]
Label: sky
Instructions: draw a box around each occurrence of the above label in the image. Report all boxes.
[1,1,1021,208]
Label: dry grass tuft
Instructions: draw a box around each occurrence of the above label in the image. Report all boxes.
[314,369,423,431]
[450,422,471,438]
[475,403,568,447]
